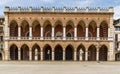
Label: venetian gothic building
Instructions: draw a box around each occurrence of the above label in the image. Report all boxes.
[3,6,115,61]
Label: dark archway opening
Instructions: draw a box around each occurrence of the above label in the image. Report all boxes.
[54,45,63,61]
[21,45,29,60]
[99,45,108,61]
[65,45,74,61]
[88,45,96,61]
[43,45,52,61]
[10,45,18,60]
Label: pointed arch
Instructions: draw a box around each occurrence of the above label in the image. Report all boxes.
[32,20,41,37]
[65,45,74,61]
[10,44,18,60]
[100,21,108,37]
[77,44,85,61]
[66,20,74,38]
[43,20,52,37]
[88,21,97,37]
[88,45,96,61]
[77,20,86,37]
[55,20,63,38]
[54,45,63,61]
[21,44,29,60]
[32,44,41,60]
[10,20,18,37]
[43,44,52,60]
[21,20,29,37]
[99,45,108,61]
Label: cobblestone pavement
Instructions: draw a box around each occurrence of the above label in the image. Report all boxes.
[0,61,120,74]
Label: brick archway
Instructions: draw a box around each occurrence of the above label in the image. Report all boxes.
[21,20,29,37]
[10,20,18,37]
[77,44,85,61]
[88,21,97,37]
[10,44,18,60]
[32,20,41,37]
[32,44,41,61]
[55,24,63,38]
[54,45,63,61]
[43,44,52,60]
[88,45,96,61]
[77,21,86,37]
[99,45,108,61]
[100,21,108,37]
[21,44,29,60]
[65,45,74,61]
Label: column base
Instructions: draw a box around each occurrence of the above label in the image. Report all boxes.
[85,38,88,40]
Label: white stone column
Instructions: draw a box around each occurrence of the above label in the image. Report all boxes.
[52,51,54,61]
[41,48,43,61]
[74,51,77,61]
[4,14,9,40]
[18,49,21,61]
[4,41,9,61]
[8,26,10,38]
[108,27,111,40]
[41,27,43,40]
[18,26,21,40]
[52,27,54,40]
[97,27,100,40]
[85,27,88,40]
[85,51,88,61]
[63,26,66,40]
[63,50,65,61]
[74,27,77,40]
[29,50,32,61]
[29,26,32,40]
[5,50,9,61]
[96,50,99,61]
[35,49,38,61]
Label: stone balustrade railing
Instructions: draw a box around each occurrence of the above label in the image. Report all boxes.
[8,37,111,41]
[4,6,114,13]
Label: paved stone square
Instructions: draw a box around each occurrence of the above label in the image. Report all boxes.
[0,61,120,74]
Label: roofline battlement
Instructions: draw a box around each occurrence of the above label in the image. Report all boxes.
[4,6,114,13]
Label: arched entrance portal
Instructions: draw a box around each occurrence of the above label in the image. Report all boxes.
[99,45,108,61]
[43,45,52,61]
[10,44,18,60]
[21,44,29,60]
[32,44,40,61]
[77,45,85,61]
[54,45,63,61]
[65,45,74,61]
[88,45,96,61]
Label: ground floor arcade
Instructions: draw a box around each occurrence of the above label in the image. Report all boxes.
[6,41,113,61]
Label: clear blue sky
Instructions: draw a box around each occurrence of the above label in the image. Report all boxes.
[0,0,120,19]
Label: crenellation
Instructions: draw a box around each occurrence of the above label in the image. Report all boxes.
[4,6,114,13]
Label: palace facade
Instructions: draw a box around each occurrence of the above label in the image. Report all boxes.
[3,6,115,61]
